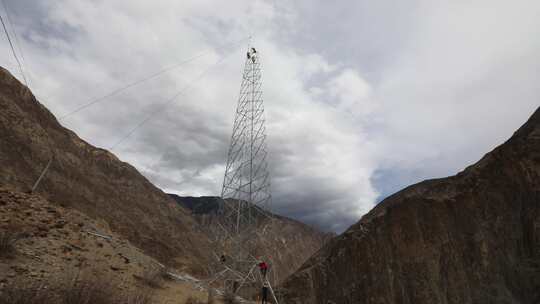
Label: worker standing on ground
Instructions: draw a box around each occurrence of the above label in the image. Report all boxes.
[261,280,269,304]
[258,260,268,278]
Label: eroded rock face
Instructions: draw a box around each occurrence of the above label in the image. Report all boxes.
[282,107,540,304]
[0,67,211,273]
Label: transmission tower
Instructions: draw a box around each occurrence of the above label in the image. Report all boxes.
[209,47,280,303]
[221,46,272,235]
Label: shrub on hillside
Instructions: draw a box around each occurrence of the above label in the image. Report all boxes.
[0,230,20,258]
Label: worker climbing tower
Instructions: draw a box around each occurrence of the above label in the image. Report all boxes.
[220,47,272,234]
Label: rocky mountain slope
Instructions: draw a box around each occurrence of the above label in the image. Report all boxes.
[169,195,333,285]
[0,66,211,274]
[0,186,211,303]
[282,107,540,304]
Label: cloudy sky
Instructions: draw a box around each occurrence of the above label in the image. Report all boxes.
[1,0,538,232]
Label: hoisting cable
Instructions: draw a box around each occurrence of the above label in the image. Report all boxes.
[1,0,28,80]
[109,45,239,150]
[0,1,27,86]
[58,36,249,121]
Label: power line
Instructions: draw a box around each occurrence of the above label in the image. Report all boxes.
[109,46,238,150]
[1,0,29,86]
[0,3,27,86]
[58,36,249,121]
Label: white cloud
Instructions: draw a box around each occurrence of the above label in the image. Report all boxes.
[373,0,540,176]
[326,68,374,116]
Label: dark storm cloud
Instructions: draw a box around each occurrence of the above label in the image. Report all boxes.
[132,104,230,169]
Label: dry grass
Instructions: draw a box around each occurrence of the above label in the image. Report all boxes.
[0,283,54,304]
[184,296,204,304]
[0,274,156,304]
[0,230,20,258]
[60,274,116,304]
[121,290,154,304]
[138,267,167,289]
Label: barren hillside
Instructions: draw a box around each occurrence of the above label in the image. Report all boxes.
[0,186,211,303]
[0,66,211,274]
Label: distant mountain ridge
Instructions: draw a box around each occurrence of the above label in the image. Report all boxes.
[168,195,222,215]
[282,107,540,303]
[168,194,333,285]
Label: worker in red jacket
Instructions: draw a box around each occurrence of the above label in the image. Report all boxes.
[258,260,268,278]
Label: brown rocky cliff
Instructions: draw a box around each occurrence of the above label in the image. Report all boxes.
[0,66,211,273]
[282,107,540,304]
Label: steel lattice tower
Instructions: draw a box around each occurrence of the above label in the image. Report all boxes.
[213,47,280,303]
[221,47,271,235]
